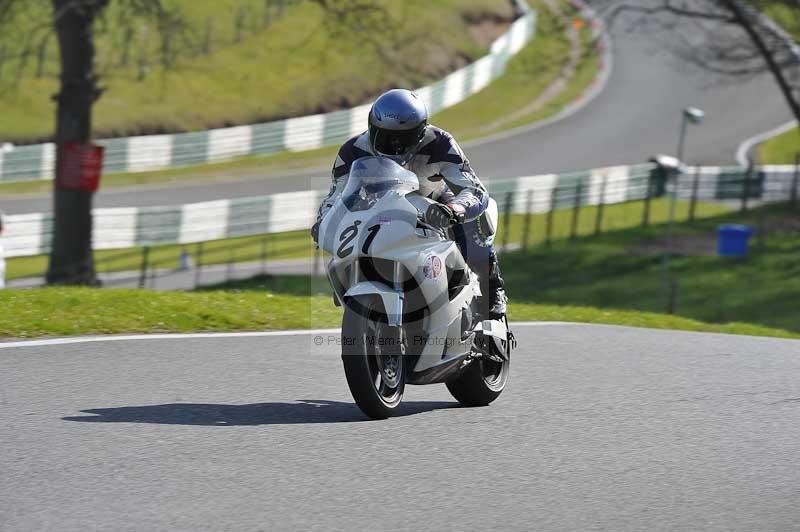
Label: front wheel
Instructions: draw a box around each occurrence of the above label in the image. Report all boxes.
[341,298,405,419]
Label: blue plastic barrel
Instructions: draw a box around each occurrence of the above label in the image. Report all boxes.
[717,224,753,257]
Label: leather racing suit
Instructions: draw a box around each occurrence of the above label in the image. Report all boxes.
[314,125,507,317]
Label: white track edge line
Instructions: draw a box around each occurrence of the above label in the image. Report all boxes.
[736,120,797,166]
[0,322,578,349]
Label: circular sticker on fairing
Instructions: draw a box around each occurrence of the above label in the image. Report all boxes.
[422,255,443,280]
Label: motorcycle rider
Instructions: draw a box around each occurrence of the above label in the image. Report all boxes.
[311,88,507,319]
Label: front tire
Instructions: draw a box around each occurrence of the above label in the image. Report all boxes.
[341,297,405,419]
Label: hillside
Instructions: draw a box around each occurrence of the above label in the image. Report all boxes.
[0,0,513,143]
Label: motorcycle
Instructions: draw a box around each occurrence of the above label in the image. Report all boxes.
[318,156,515,419]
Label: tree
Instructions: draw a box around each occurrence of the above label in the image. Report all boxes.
[722,0,800,123]
[590,0,800,124]
[46,0,108,285]
[0,0,187,285]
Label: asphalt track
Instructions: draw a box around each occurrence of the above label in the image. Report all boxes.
[1,0,792,215]
[2,323,800,531]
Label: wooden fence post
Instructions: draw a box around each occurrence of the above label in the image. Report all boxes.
[689,166,700,222]
[594,175,607,235]
[194,242,204,288]
[501,191,513,253]
[741,163,753,213]
[226,247,234,281]
[522,189,534,251]
[570,182,583,240]
[545,188,556,246]
[260,234,269,275]
[138,246,150,289]
[642,174,653,227]
[668,279,678,315]
[791,152,799,208]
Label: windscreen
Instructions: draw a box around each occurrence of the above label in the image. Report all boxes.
[341,156,420,212]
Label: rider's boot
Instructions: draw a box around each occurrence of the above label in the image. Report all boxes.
[473,256,508,320]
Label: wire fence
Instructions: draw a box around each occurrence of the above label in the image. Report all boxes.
[4,162,799,289]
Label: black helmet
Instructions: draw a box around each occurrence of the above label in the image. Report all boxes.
[368,89,429,165]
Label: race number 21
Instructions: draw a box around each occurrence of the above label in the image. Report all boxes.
[336,221,381,258]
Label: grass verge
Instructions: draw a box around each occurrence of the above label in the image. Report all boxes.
[758,126,800,164]
[762,1,800,42]
[0,286,795,339]
[5,204,797,341]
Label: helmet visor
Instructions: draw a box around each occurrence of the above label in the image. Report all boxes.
[370,125,425,157]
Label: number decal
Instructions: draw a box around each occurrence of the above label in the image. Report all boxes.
[336,221,361,258]
[362,224,381,254]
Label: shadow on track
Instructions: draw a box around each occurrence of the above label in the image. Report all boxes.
[62,399,457,425]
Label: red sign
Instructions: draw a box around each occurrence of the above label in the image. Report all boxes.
[57,142,105,192]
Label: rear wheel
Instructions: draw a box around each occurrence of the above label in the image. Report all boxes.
[341,297,405,419]
[446,338,510,407]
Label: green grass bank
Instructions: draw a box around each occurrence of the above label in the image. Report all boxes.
[759,127,800,165]
[0,0,512,142]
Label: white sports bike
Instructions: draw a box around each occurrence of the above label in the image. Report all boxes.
[318,156,515,419]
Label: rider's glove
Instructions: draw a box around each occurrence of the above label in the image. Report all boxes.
[311,220,321,244]
[425,203,462,229]
[449,203,467,224]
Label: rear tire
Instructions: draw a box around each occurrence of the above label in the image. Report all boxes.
[341,297,405,419]
[446,346,509,407]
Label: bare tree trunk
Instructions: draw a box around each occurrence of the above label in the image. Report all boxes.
[46,0,107,286]
[722,0,800,122]
[510,0,526,18]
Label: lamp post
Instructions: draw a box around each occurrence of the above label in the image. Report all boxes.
[658,106,705,313]
[677,107,705,162]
